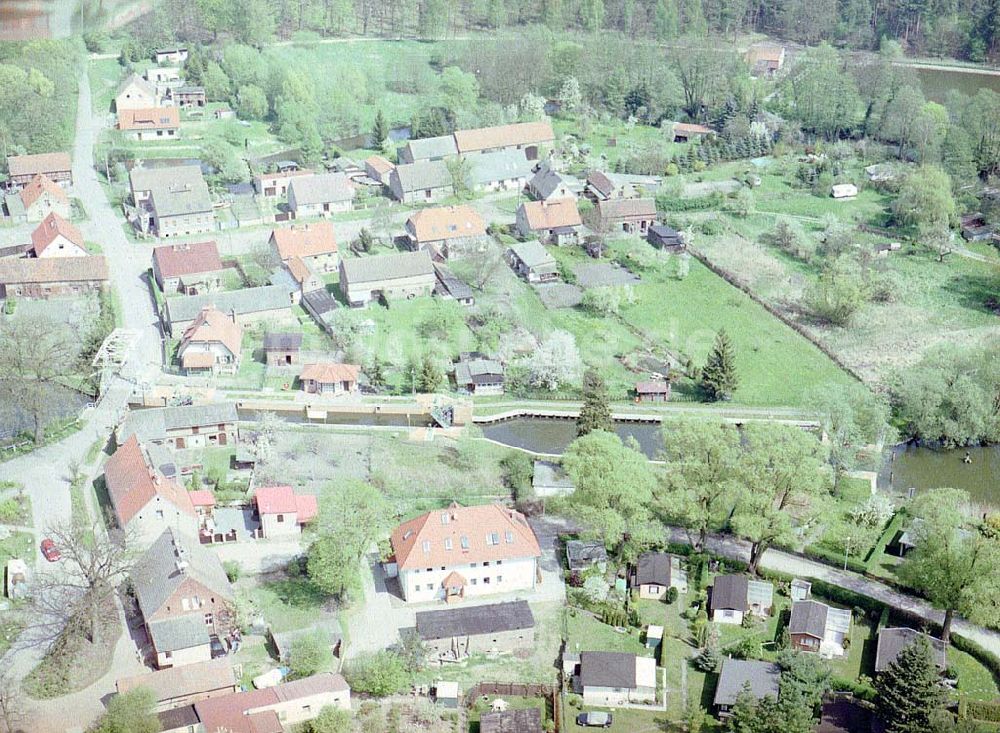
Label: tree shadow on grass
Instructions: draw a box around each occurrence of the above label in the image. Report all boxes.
[941,271,1000,315]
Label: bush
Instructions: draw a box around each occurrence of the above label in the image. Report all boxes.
[500,451,534,499]
[4,298,15,315]
[345,651,410,696]
[665,587,679,604]
[951,634,1000,684]
[830,675,876,702]
[289,632,334,678]
[223,560,241,583]
[964,700,1000,723]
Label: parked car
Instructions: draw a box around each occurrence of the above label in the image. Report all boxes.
[40,539,60,562]
[577,711,613,728]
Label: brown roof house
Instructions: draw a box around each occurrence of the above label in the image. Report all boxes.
[253,168,314,199]
[454,121,555,159]
[269,221,339,272]
[263,332,302,367]
[176,306,243,376]
[746,43,786,77]
[415,600,535,660]
[118,106,180,141]
[104,436,199,548]
[252,485,319,539]
[788,600,852,658]
[594,198,657,235]
[287,172,355,217]
[669,122,716,143]
[116,658,239,713]
[7,174,70,222]
[130,527,235,668]
[405,205,488,259]
[875,628,947,673]
[710,574,774,624]
[115,72,159,111]
[386,502,542,603]
[152,241,225,295]
[0,255,107,300]
[169,86,206,109]
[5,152,72,190]
[339,250,435,307]
[364,155,395,184]
[635,380,671,403]
[31,212,86,258]
[516,199,582,246]
[506,240,559,283]
[481,708,543,733]
[388,160,453,204]
[129,165,214,239]
[629,552,688,599]
[192,673,350,733]
[300,362,360,396]
[576,651,657,706]
[584,170,636,203]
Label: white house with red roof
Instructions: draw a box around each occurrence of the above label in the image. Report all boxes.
[177,306,243,375]
[253,486,318,539]
[16,174,70,222]
[387,502,541,603]
[30,212,86,258]
[103,436,199,547]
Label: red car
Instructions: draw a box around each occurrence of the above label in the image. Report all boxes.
[40,539,61,562]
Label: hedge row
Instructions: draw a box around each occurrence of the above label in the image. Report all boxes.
[802,543,869,575]
[655,191,725,212]
[961,699,1000,723]
[951,633,1000,688]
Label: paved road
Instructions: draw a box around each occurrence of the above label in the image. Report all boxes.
[666,528,1000,657]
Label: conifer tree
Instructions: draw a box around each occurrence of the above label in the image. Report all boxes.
[577,368,613,437]
[875,635,949,733]
[372,109,388,146]
[701,329,738,401]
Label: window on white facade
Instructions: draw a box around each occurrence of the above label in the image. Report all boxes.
[471,578,477,585]
[497,576,502,583]
[182,598,191,611]
[484,577,490,584]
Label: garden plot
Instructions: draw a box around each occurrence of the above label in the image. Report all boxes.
[535,282,584,309]
[683,179,742,198]
[573,261,642,289]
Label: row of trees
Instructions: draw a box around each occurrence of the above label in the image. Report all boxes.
[133,0,1000,60]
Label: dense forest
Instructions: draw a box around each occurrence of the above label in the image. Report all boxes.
[132,0,1000,61]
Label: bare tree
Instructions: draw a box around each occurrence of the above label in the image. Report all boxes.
[0,315,76,444]
[462,241,506,291]
[248,243,280,285]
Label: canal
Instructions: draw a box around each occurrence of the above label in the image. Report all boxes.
[880,443,1000,509]
[907,63,1000,103]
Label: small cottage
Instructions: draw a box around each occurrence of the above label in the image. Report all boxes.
[253,485,318,539]
[709,574,774,624]
[635,380,671,403]
[300,362,361,396]
[647,224,684,251]
[577,652,657,706]
[263,332,303,367]
[453,352,504,395]
[515,199,582,245]
[506,241,559,283]
[629,552,687,598]
[788,600,852,658]
[713,659,780,717]
[176,306,243,376]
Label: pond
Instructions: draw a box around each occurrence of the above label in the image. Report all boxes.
[908,63,1000,103]
[479,416,664,458]
[0,384,89,445]
[237,408,431,428]
[879,443,1000,510]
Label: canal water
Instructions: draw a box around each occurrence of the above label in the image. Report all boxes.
[879,443,1000,509]
[910,64,1000,103]
[479,417,663,458]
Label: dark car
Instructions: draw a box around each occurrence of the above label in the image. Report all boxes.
[40,538,61,562]
[576,711,613,728]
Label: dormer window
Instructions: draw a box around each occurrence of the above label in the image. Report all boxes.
[487,532,500,546]
[440,513,449,524]
[403,529,414,540]
[505,531,514,544]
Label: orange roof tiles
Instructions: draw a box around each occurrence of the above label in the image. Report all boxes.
[269,221,338,260]
[20,174,68,210]
[30,212,84,256]
[365,155,395,175]
[390,503,541,571]
[188,490,216,508]
[407,205,486,243]
[454,121,555,154]
[104,436,196,525]
[117,106,180,131]
[521,199,581,231]
[193,674,349,733]
[300,362,360,384]
[0,255,107,284]
[285,256,313,285]
[179,306,243,358]
[152,241,223,280]
[253,485,319,524]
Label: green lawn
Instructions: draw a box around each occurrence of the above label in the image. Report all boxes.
[0,532,33,568]
[951,646,1000,702]
[829,617,877,681]
[238,577,328,634]
[88,56,124,116]
[565,609,650,657]
[565,699,692,733]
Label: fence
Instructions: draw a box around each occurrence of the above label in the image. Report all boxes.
[466,681,561,731]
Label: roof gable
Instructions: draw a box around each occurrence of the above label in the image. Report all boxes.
[20,174,68,210]
[153,241,223,279]
[31,212,83,255]
[454,121,555,153]
[521,199,581,230]
[179,306,243,357]
[407,205,486,242]
[269,221,338,260]
[340,250,434,285]
[7,152,71,178]
[118,106,180,131]
[104,436,196,526]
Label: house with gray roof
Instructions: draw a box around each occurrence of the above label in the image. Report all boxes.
[468,150,533,192]
[116,72,158,111]
[433,263,474,306]
[629,552,688,598]
[288,173,355,217]
[399,134,459,164]
[710,574,773,624]
[164,283,297,333]
[453,352,504,395]
[875,628,947,673]
[131,528,234,668]
[129,165,214,238]
[565,540,607,571]
[576,651,657,706]
[338,250,435,307]
[388,160,453,203]
[413,600,535,659]
[118,403,239,450]
[789,600,852,658]
[713,659,780,716]
[527,163,578,202]
[506,240,559,283]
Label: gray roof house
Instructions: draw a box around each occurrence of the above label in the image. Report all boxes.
[118,403,239,447]
[164,284,297,333]
[148,614,213,660]
[629,552,687,595]
[132,529,234,616]
[287,173,355,216]
[339,250,436,307]
[433,263,474,306]
[788,600,852,657]
[875,628,947,673]
[399,134,459,164]
[413,601,536,659]
[577,651,657,705]
[527,164,578,201]
[468,150,533,191]
[129,165,214,238]
[710,575,774,621]
[507,240,559,283]
[565,540,607,571]
[713,659,781,714]
[388,160,453,203]
[532,460,574,497]
[453,352,504,395]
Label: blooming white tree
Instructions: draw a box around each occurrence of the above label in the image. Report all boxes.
[557,77,582,114]
[524,330,583,391]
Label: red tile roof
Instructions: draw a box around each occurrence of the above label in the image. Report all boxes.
[520,199,581,230]
[672,122,715,136]
[152,241,223,280]
[269,222,338,260]
[407,205,486,243]
[179,306,243,358]
[300,362,360,384]
[391,503,541,571]
[117,106,180,131]
[253,486,318,523]
[104,436,196,525]
[30,212,83,256]
[20,174,68,210]
[188,490,216,508]
[0,255,107,284]
[454,121,555,154]
[193,674,349,733]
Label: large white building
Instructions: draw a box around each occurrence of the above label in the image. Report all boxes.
[386,503,541,603]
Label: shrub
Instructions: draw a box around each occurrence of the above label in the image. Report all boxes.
[499,451,534,498]
[4,298,15,315]
[344,651,409,696]
[665,587,679,604]
[951,634,1000,683]
[289,632,334,678]
[223,560,241,583]
[830,675,876,702]
[965,700,1000,723]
